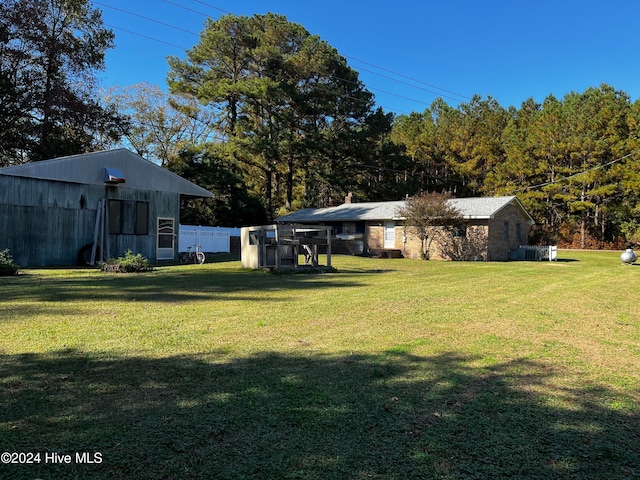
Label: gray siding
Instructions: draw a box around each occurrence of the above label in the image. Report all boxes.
[0,175,179,267]
[104,186,179,263]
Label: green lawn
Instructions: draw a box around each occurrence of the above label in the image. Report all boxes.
[1,251,639,479]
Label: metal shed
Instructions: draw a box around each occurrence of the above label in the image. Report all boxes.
[0,149,212,267]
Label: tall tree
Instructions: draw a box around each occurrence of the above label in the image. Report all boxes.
[558,85,630,247]
[347,108,410,201]
[388,85,640,248]
[0,0,124,165]
[167,13,376,218]
[443,95,510,195]
[391,100,463,194]
[614,99,640,246]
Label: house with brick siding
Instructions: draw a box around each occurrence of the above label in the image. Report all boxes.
[276,196,535,261]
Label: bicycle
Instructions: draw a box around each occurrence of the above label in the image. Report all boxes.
[180,244,205,264]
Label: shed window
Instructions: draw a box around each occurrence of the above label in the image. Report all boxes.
[515,223,521,242]
[453,225,467,238]
[135,202,149,235]
[503,221,509,240]
[108,200,123,234]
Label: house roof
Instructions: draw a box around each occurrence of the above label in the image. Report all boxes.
[276,196,535,225]
[277,201,407,223]
[0,148,212,198]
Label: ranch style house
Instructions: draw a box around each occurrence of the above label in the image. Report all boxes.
[276,195,535,261]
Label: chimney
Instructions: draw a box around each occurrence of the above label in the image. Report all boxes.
[345,192,354,204]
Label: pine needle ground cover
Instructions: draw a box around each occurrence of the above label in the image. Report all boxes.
[1,252,638,479]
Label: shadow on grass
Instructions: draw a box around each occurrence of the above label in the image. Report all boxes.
[1,349,638,479]
[0,266,368,305]
[202,253,240,263]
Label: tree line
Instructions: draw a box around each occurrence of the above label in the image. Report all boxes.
[391,89,640,248]
[2,0,640,247]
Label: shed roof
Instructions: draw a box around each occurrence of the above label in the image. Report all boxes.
[277,196,535,224]
[0,149,212,198]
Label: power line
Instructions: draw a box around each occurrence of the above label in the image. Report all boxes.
[95,2,199,35]
[344,55,471,102]
[195,1,471,104]
[521,149,640,192]
[100,0,469,112]
[98,3,420,114]
[187,1,470,106]
[103,19,411,114]
[352,63,467,105]
[191,0,232,15]
[184,1,471,102]
[104,23,188,50]
[161,0,212,19]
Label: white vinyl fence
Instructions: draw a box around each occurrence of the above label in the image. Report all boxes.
[179,225,240,253]
[516,245,558,261]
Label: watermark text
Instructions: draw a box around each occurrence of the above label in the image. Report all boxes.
[1,451,102,465]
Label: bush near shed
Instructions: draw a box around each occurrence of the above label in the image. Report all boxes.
[100,250,154,273]
[0,249,19,276]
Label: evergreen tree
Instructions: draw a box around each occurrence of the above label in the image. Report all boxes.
[558,86,630,247]
[168,145,268,227]
[167,13,377,218]
[390,86,638,247]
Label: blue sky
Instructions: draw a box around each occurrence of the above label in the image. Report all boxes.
[98,0,640,115]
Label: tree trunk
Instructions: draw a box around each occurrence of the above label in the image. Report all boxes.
[580,187,586,249]
[286,153,294,209]
[265,165,273,219]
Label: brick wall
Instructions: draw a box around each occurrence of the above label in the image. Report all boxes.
[403,228,423,259]
[366,224,385,250]
[351,203,530,261]
[486,203,530,261]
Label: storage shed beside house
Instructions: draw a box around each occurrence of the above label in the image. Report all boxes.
[241,224,332,271]
[276,196,535,261]
[0,149,212,267]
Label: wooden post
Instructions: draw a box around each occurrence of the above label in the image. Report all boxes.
[104,201,110,261]
[274,226,281,270]
[100,199,106,262]
[89,200,103,265]
[259,231,266,268]
[326,226,332,268]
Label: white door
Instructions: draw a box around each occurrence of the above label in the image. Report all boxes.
[384,221,396,249]
[157,218,175,260]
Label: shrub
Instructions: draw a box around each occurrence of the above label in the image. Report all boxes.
[100,250,154,273]
[0,249,19,276]
[437,226,488,261]
[396,192,463,260]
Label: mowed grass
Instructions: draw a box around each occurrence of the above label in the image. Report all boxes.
[1,251,639,479]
